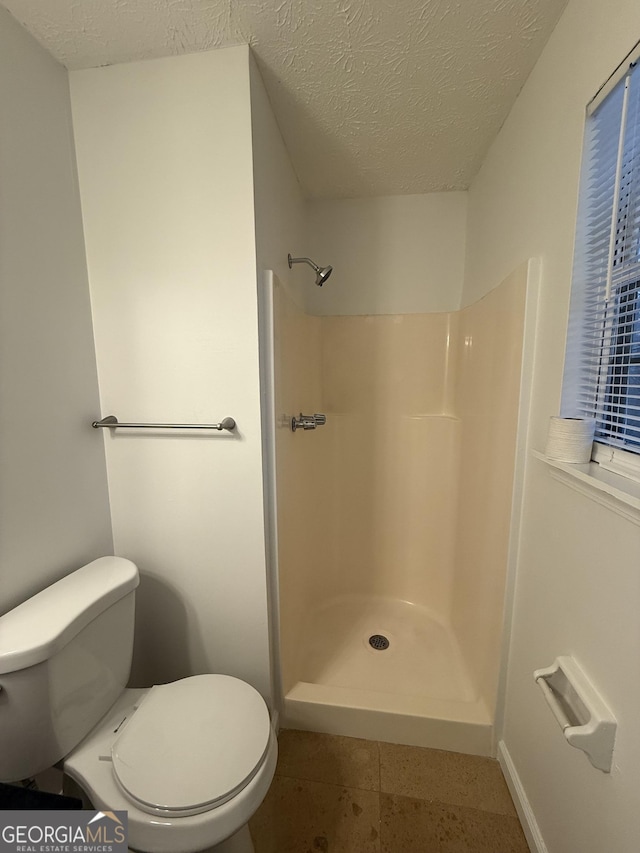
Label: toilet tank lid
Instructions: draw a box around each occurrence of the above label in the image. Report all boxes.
[0,557,139,675]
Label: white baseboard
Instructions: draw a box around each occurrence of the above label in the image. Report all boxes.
[498,740,547,853]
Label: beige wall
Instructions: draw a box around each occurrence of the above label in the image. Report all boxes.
[0,6,112,615]
[463,1,640,849]
[451,265,527,711]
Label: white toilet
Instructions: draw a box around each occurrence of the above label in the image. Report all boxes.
[0,557,277,853]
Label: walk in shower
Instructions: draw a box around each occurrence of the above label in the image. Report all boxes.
[264,262,529,755]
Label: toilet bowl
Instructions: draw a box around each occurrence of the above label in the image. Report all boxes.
[66,683,277,852]
[0,557,276,853]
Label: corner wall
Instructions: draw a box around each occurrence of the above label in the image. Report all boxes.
[249,55,308,312]
[70,47,272,700]
[0,6,112,614]
[249,57,317,702]
[464,1,640,850]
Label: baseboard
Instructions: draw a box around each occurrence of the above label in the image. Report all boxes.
[270,707,280,735]
[497,740,547,853]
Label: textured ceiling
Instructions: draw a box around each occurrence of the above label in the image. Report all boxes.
[1,0,568,199]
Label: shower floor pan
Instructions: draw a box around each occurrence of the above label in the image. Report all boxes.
[283,595,493,755]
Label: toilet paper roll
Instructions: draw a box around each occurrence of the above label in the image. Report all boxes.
[545,417,595,463]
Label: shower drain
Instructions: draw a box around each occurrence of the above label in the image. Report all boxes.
[368,634,390,651]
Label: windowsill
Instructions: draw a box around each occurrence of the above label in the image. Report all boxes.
[531,450,640,526]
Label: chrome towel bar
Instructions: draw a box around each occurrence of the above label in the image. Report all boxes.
[92,415,236,432]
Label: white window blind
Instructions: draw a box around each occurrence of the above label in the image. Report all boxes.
[563,59,640,459]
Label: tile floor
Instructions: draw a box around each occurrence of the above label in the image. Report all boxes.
[249,730,530,853]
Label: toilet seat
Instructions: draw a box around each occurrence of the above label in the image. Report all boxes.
[111,674,271,817]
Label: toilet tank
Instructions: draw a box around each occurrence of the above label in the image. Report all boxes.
[0,557,139,782]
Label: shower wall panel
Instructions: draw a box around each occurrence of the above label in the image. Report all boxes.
[272,281,328,693]
[320,313,460,615]
[451,265,527,711]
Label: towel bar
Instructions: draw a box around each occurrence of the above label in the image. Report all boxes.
[92,415,236,431]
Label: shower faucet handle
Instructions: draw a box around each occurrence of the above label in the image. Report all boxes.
[291,413,327,432]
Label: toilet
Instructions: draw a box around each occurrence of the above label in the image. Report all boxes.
[0,557,277,853]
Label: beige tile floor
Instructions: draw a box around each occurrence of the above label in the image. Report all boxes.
[249,730,530,853]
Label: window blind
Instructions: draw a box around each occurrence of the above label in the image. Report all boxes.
[563,61,640,455]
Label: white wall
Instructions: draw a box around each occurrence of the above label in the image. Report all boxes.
[249,55,308,311]
[305,192,467,315]
[70,47,272,701]
[464,2,640,851]
[0,6,112,614]
[248,56,312,705]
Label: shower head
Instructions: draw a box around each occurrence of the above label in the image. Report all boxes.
[288,254,333,286]
[316,264,333,286]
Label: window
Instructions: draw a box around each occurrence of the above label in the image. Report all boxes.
[563,48,640,480]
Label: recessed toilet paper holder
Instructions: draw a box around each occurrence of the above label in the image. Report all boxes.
[533,656,617,772]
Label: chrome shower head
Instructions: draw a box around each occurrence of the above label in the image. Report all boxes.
[316,264,333,286]
[288,254,333,286]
